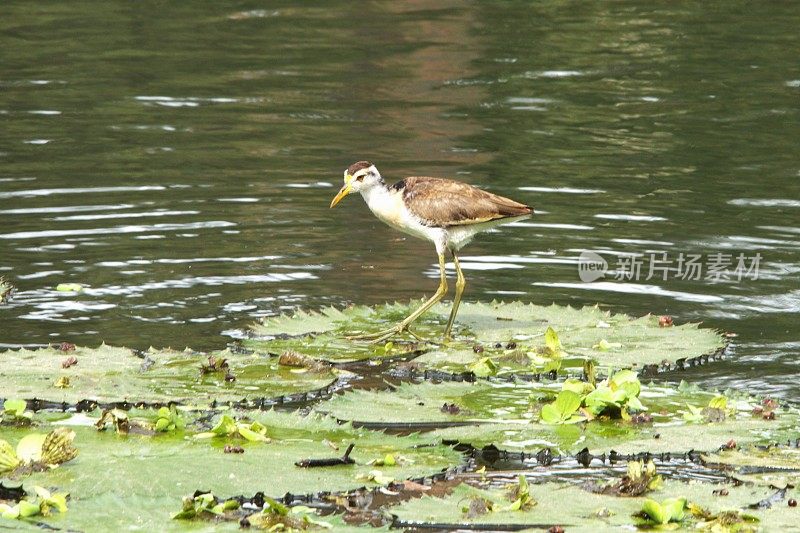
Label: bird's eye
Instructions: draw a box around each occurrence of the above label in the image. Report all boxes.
[355,174,365,182]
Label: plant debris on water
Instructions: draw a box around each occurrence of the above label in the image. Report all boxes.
[0,485,68,520]
[0,277,13,304]
[0,428,78,477]
[586,460,663,496]
[1,400,33,427]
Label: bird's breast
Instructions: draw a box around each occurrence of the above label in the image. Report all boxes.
[363,188,433,240]
[364,189,405,227]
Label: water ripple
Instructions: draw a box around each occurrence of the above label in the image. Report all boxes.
[95,255,282,267]
[84,272,316,296]
[724,290,800,314]
[757,226,800,238]
[50,210,199,222]
[612,238,674,246]
[0,204,135,215]
[595,214,667,222]
[285,182,333,188]
[17,270,64,280]
[134,96,240,107]
[513,222,594,231]
[523,70,585,78]
[534,281,724,303]
[0,186,166,199]
[520,186,605,194]
[1,221,235,240]
[729,198,800,208]
[460,255,578,265]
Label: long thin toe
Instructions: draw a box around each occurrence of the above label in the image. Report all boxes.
[346,331,385,341]
[346,325,402,342]
[405,328,428,343]
[368,330,400,344]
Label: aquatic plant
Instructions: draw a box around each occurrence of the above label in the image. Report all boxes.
[1,301,795,531]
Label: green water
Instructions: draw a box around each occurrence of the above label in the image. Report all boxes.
[1,2,798,395]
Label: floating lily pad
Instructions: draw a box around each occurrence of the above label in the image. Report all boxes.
[434,401,800,456]
[0,300,768,531]
[391,480,800,531]
[319,381,541,425]
[704,446,800,471]
[702,446,800,486]
[0,345,343,405]
[244,301,725,372]
[245,303,428,363]
[0,409,460,531]
[319,381,800,455]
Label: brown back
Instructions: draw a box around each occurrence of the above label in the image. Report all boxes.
[396,177,532,227]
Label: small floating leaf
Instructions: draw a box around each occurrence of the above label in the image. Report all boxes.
[2,399,27,417]
[541,390,583,425]
[237,425,268,442]
[683,403,704,423]
[709,395,728,410]
[357,469,394,485]
[544,326,563,355]
[593,339,622,351]
[1,399,32,425]
[639,497,686,525]
[468,357,498,377]
[640,498,668,524]
[56,283,84,292]
[153,406,185,433]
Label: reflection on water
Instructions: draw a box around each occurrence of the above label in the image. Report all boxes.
[1,2,798,396]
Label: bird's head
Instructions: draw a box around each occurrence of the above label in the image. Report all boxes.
[330,161,382,208]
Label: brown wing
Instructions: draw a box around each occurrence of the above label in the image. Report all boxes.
[395,176,532,228]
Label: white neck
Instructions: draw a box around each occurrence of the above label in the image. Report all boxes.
[359,182,394,216]
[355,179,442,246]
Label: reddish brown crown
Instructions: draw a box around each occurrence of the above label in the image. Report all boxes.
[347,160,372,175]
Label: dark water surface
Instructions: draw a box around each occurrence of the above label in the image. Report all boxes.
[1,2,798,396]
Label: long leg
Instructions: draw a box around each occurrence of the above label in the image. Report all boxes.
[349,253,448,343]
[443,251,466,341]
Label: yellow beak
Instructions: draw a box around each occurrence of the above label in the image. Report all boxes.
[330,175,353,208]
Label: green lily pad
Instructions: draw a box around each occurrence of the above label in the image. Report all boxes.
[10,493,386,532]
[0,409,460,531]
[435,403,800,456]
[245,302,428,363]
[0,345,343,405]
[244,301,725,373]
[391,480,799,531]
[318,381,543,425]
[704,446,800,471]
[319,381,800,455]
[702,446,800,486]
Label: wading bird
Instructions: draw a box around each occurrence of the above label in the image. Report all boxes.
[330,161,532,343]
